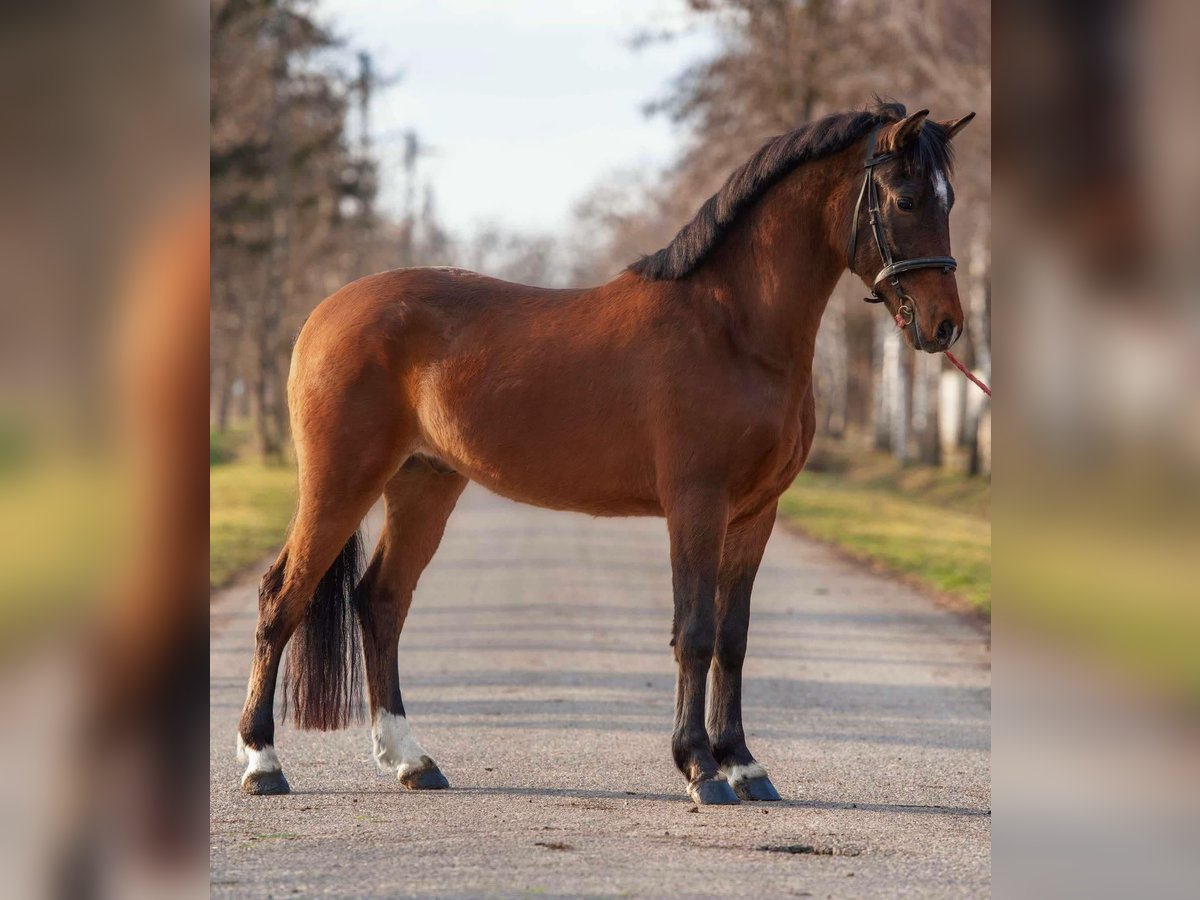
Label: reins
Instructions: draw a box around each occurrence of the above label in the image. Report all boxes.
[851,125,991,398]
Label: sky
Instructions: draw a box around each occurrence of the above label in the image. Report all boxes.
[321,0,716,238]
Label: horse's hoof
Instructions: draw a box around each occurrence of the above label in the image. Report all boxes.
[689,778,740,805]
[733,774,781,801]
[241,769,290,796]
[399,757,449,791]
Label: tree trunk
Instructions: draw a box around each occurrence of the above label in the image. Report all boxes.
[251,10,292,463]
[270,349,291,454]
[963,226,990,474]
[883,326,909,462]
[976,406,992,478]
[251,361,280,458]
[939,370,966,471]
[966,227,991,379]
[873,316,891,451]
[815,293,848,439]
[913,352,941,466]
[214,358,235,433]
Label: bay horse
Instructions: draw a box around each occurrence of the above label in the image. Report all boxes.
[236,102,976,805]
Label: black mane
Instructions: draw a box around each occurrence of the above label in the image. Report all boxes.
[629,102,954,281]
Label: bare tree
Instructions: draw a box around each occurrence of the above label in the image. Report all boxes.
[211,0,434,459]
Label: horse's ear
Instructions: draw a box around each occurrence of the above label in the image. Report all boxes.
[881,109,929,151]
[939,112,976,140]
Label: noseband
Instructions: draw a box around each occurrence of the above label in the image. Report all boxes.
[846,126,956,341]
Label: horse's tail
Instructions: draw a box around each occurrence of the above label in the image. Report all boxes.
[282,529,365,730]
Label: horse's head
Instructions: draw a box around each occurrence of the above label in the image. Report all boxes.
[848,109,975,352]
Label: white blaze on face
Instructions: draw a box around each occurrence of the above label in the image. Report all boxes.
[372,711,434,778]
[932,168,950,212]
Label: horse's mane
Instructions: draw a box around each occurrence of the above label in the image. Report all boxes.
[629,102,954,281]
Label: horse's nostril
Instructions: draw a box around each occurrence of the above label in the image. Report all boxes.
[936,320,955,346]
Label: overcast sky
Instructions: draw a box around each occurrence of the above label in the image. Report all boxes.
[322,0,715,238]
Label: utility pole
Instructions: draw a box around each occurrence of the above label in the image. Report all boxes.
[398,129,422,268]
[357,51,372,162]
[255,6,292,458]
[354,50,375,274]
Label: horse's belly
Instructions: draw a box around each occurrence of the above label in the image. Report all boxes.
[462,464,662,517]
[415,389,661,517]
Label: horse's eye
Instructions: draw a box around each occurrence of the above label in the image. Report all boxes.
[897,197,914,211]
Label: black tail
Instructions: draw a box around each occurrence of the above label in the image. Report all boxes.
[282,530,365,730]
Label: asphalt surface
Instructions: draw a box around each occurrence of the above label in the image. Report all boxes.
[211,484,990,898]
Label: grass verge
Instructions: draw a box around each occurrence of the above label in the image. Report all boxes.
[780,448,991,616]
[210,462,297,589]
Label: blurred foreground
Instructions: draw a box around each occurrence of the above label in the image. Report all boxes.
[0,2,209,897]
[995,0,1200,895]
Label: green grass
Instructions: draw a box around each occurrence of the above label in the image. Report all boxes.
[210,422,253,465]
[780,447,991,615]
[210,461,297,588]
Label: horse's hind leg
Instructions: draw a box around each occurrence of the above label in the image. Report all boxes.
[236,451,399,795]
[708,503,781,801]
[357,459,467,789]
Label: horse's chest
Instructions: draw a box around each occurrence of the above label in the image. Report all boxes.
[729,395,815,516]
[757,423,808,489]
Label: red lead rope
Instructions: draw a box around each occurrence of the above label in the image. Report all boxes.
[944,350,992,397]
[893,311,991,397]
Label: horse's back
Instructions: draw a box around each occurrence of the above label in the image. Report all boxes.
[288,267,663,513]
[292,267,554,377]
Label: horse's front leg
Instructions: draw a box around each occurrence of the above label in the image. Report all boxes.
[708,503,782,801]
[666,490,738,804]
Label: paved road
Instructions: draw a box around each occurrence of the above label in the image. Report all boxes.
[211,484,990,898]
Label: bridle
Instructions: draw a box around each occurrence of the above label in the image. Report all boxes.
[845,123,992,397]
[846,125,957,349]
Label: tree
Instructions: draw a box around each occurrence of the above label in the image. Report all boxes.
[211,0,404,458]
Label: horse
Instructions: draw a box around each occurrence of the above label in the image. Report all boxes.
[235,102,976,805]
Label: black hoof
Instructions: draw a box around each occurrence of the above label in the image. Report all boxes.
[689,778,740,805]
[732,774,781,801]
[242,769,290,796]
[399,757,449,790]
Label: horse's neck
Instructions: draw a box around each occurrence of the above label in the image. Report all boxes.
[692,150,858,379]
